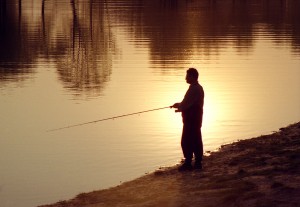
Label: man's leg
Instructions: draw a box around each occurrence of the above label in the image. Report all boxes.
[179,124,193,171]
[194,128,203,169]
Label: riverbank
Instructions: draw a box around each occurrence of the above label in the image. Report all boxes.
[40,122,300,207]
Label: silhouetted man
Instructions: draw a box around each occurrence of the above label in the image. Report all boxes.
[172,68,204,171]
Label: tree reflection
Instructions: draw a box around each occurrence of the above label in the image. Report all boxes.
[0,0,116,98]
[115,0,300,69]
[0,0,299,92]
[0,0,37,84]
[55,0,116,97]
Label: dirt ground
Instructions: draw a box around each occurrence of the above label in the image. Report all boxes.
[40,122,300,207]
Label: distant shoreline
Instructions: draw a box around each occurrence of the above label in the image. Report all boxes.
[40,122,300,207]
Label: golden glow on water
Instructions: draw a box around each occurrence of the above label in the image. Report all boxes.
[0,1,300,207]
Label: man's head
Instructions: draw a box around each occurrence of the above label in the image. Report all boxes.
[186,68,199,84]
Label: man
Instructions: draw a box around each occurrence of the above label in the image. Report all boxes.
[172,68,204,171]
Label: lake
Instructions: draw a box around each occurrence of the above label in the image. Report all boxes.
[0,0,299,206]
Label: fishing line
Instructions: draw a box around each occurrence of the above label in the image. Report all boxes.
[47,106,172,132]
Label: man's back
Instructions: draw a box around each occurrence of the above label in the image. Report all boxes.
[181,82,204,126]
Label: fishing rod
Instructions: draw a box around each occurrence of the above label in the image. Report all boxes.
[47,106,172,132]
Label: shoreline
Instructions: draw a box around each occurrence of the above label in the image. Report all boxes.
[40,122,300,207]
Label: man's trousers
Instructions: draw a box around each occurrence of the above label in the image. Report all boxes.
[181,122,203,163]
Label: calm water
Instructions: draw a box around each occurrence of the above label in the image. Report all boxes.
[1,0,300,206]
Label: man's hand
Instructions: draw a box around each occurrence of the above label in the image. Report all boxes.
[172,103,180,108]
[172,103,182,112]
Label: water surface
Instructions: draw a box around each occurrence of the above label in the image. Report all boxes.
[0,0,300,206]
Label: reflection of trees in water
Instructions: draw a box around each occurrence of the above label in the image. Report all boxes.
[0,0,116,98]
[118,0,300,68]
[0,0,36,84]
[0,0,299,88]
[55,1,116,97]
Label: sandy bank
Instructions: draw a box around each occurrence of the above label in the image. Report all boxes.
[40,122,300,207]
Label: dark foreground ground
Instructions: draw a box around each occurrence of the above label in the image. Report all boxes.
[40,122,300,207]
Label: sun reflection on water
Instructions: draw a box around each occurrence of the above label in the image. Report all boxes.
[1,1,300,207]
